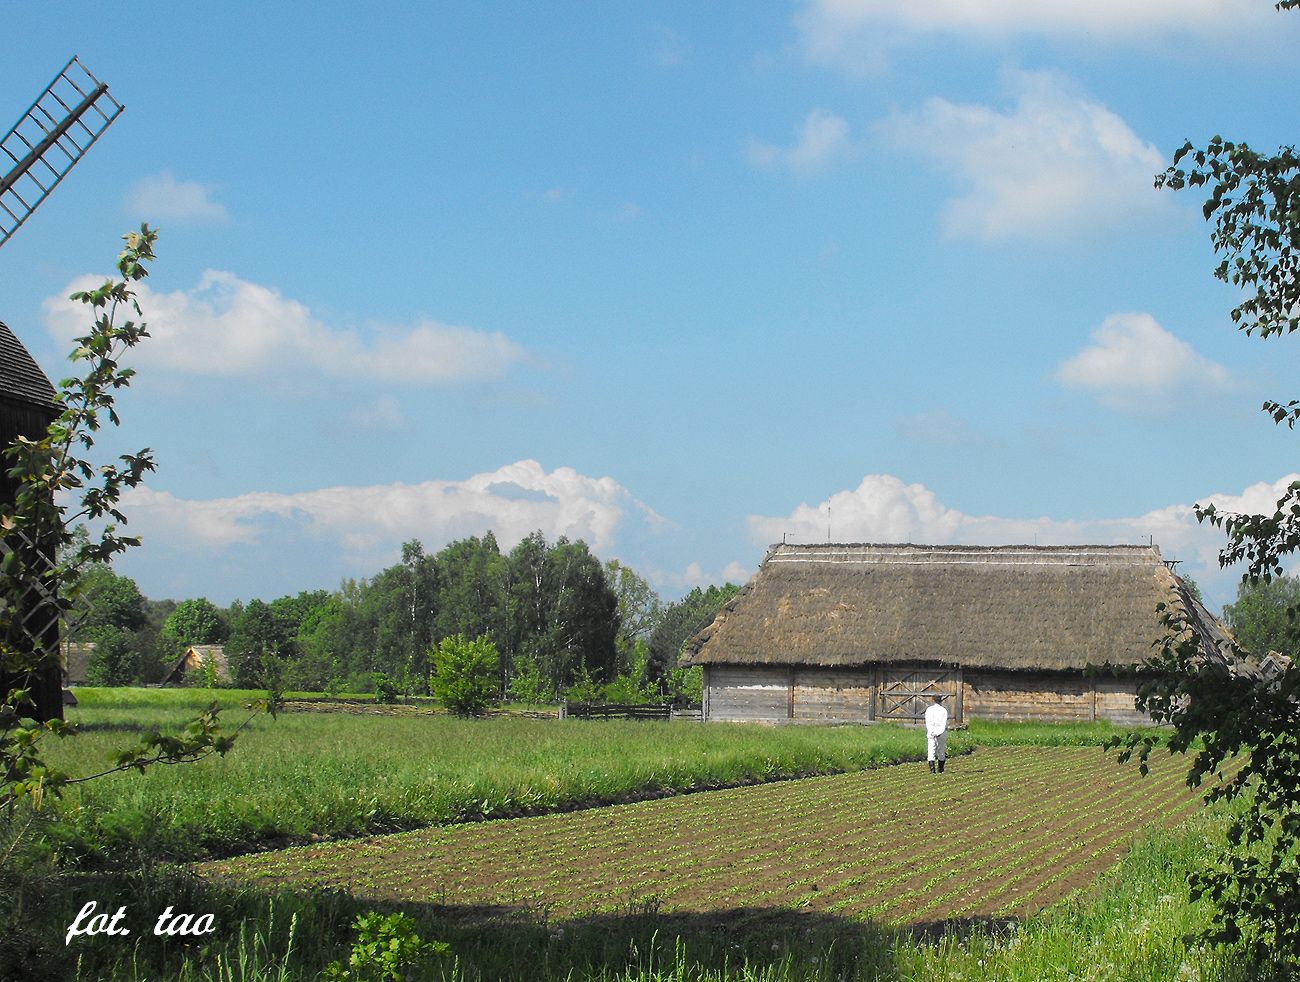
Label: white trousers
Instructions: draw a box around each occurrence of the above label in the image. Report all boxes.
[927,731,946,762]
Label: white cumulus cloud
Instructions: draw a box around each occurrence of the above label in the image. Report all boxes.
[1056,313,1232,411]
[124,172,228,224]
[795,0,1270,74]
[119,460,666,570]
[43,270,528,383]
[879,70,1172,241]
[747,109,854,176]
[747,472,1300,609]
[655,559,755,593]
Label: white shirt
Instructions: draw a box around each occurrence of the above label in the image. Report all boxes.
[924,702,949,736]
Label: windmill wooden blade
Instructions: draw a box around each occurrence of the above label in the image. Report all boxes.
[0,56,123,249]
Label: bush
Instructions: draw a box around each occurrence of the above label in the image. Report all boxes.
[197,651,223,689]
[602,671,655,704]
[323,911,447,981]
[371,672,399,705]
[563,667,601,704]
[430,635,499,716]
[506,654,552,704]
[85,626,139,686]
[665,665,703,704]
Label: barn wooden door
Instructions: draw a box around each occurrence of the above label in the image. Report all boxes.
[877,667,960,723]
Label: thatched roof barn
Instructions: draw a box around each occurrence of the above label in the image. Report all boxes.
[681,542,1224,725]
[163,645,231,686]
[62,641,96,686]
[1,319,64,721]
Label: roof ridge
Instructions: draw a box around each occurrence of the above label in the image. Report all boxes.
[767,542,1163,567]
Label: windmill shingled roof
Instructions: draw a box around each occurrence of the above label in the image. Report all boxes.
[0,320,57,410]
[681,542,1227,673]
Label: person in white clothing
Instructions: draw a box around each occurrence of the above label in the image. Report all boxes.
[924,694,949,774]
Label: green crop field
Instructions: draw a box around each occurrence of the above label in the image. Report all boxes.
[200,745,1206,928]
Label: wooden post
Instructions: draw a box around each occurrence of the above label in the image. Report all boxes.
[868,664,877,721]
[787,667,795,719]
[955,665,964,725]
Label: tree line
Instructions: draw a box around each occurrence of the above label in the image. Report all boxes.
[71,530,740,704]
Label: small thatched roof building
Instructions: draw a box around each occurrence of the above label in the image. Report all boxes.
[62,641,96,686]
[681,542,1225,725]
[163,645,231,686]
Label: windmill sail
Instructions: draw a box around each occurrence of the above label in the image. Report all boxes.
[0,56,124,249]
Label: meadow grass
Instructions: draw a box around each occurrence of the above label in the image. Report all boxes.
[959,717,1164,748]
[48,688,949,864]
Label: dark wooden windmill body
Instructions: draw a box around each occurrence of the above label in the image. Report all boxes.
[0,58,123,721]
[0,321,63,719]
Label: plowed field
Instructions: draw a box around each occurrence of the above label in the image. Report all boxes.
[200,745,1205,927]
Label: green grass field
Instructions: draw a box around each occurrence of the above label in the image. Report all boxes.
[6,687,1255,982]
[48,688,1040,864]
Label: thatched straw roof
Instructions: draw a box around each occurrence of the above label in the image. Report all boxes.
[164,645,231,685]
[61,641,96,685]
[682,543,1221,673]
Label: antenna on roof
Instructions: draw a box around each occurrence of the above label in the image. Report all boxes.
[0,56,123,249]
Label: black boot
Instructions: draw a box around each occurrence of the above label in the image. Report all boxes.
[937,759,945,773]
[928,760,936,774]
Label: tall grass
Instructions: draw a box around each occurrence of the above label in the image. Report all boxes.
[48,689,943,863]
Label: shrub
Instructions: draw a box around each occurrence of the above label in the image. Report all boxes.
[665,665,703,704]
[371,672,399,705]
[602,670,656,704]
[430,635,499,716]
[563,667,601,704]
[323,911,447,981]
[197,651,223,689]
[506,654,552,704]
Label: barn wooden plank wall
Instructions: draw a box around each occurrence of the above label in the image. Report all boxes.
[703,663,1148,725]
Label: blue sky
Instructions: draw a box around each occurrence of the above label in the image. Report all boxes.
[3,2,1299,612]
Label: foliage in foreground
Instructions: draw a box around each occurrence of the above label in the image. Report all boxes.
[1134,1,1300,963]
[1,229,257,825]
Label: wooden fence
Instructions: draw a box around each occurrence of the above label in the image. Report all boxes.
[561,702,703,722]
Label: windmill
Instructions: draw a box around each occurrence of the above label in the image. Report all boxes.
[0,56,124,249]
[0,56,124,721]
